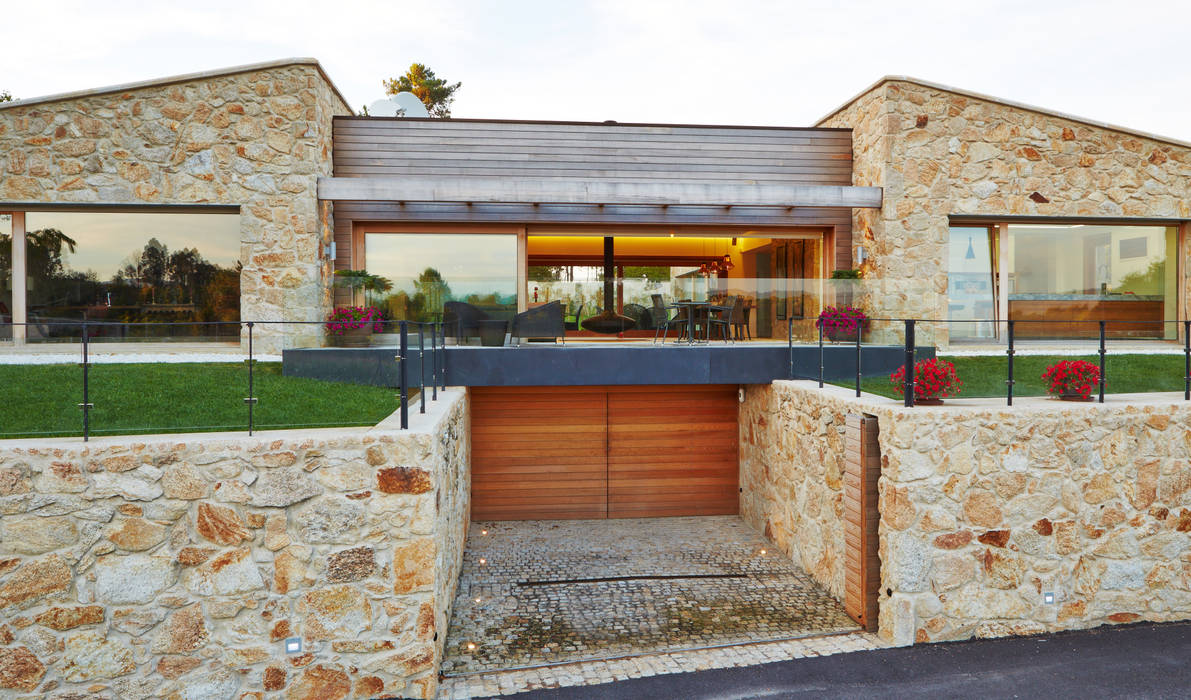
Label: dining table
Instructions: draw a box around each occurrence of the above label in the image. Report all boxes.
[669,300,731,345]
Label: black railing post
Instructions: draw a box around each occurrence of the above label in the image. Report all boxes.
[440,321,447,390]
[433,321,443,402]
[903,320,915,407]
[787,318,794,380]
[79,322,93,441]
[398,320,409,429]
[817,322,824,388]
[244,322,257,436]
[418,323,426,414]
[1006,320,1016,407]
[1098,320,1106,403]
[1184,320,1190,401]
[854,321,862,397]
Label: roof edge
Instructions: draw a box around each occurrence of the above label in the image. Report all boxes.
[0,57,353,115]
[814,75,1191,151]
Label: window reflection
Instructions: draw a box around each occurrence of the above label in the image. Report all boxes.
[364,233,517,322]
[0,215,12,340]
[23,212,240,341]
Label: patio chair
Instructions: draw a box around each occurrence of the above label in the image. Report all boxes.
[563,302,585,331]
[623,303,651,331]
[653,299,691,344]
[708,296,741,343]
[511,300,565,344]
[732,296,751,340]
[443,301,489,343]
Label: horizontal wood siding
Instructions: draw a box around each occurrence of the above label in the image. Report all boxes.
[470,385,739,520]
[470,386,608,520]
[843,413,880,632]
[607,386,739,518]
[331,118,855,269]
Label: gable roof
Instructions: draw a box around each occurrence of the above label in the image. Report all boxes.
[815,75,1191,151]
[0,57,352,115]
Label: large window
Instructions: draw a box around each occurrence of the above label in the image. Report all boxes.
[947,222,1178,340]
[364,233,517,322]
[1,215,12,340]
[13,210,240,341]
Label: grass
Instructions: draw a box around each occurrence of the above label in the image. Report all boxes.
[0,362,399,439]
[834,354,1189,400]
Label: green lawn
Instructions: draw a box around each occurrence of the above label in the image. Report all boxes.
[836,354,1189,400]
[0,363,399,439]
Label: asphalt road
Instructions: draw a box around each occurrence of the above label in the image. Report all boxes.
[509,621,1191,700]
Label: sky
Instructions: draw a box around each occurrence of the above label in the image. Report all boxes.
[3,1,1191,141]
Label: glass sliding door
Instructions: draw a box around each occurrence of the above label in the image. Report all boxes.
[364,232,518,322]
[947,226,997,340]
[1007,224,1176,339]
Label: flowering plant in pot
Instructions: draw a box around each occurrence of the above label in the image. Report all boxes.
[891,358,962,405]
[815,306,868,342]
[1042,360,1100,401]
[325,306,384,347]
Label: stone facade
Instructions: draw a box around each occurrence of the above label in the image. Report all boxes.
[821,78,1191,346]
[0,60,351,351]
[742,381,1191,646]
[739,384,849,600]
[0,389,469,699]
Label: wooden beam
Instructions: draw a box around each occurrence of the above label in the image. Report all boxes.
[318,176,882,208]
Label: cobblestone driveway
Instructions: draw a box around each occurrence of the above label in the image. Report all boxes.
[442,516,858,675]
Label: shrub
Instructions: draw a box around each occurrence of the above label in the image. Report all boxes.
[815,306,868,338]
[1042,360,1100,399]
[891,358,963,401]
[325,306,384,335]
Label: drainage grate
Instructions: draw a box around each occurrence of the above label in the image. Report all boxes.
[517,573,748,587]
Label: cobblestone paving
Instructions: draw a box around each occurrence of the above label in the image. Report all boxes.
[438,630,886,698]
[441,516,859,678]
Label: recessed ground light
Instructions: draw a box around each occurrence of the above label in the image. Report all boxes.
[759,548,767,555]
[481,529,489,535]
[475,597,482,603]
[467,642,477,650]
[479,558,487,565]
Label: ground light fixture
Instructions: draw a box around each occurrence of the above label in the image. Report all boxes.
[479,558,487,565]
[467,642,477,650]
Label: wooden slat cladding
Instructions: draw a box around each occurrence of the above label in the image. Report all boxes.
[471,386,608,520]
[607,386,739,518]
[843,414,881,632]
[469,385,739,520]
[333,118,852,187]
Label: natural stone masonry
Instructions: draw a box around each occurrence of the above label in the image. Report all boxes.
[820,79,1191,347]
[743,381,1191,647]
[443,517,857,675]
[0,388,468,699]
[0,60,352,352]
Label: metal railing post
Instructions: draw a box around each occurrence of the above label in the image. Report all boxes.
[430,322,438,401]
[398,320,409,429]
[78,322,93,441]
[244,322,257,436]
[1184,320,1190,401]
[817,322,824,388]
[1098,320,1106,403]
[787,318,793,380]
[903,320,915,407]
[854,322,862,397]
[440,321,447,390]
[1006,320,1015,407]
[418,323,426,414]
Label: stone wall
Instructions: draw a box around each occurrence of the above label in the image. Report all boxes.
[0,389,469,699]
[739,383,849,600]
[821,79,1191,346]
[742,381,1191,647]
[0,60,352,351]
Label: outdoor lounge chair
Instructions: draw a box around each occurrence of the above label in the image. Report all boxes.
[443,301,489,343]
[623,303,651,331]
[563,302,585,331]
[511,301,565,344]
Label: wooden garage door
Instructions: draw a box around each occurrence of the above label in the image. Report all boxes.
[471,385,738,520]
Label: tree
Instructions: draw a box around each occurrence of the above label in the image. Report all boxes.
[413,267,451,317]
[0,91,12,103]
[382,64,461,118]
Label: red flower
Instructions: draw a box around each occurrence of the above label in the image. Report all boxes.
[325,306,385,335]
[891,358,962,401]
[1043,360,1099,399]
